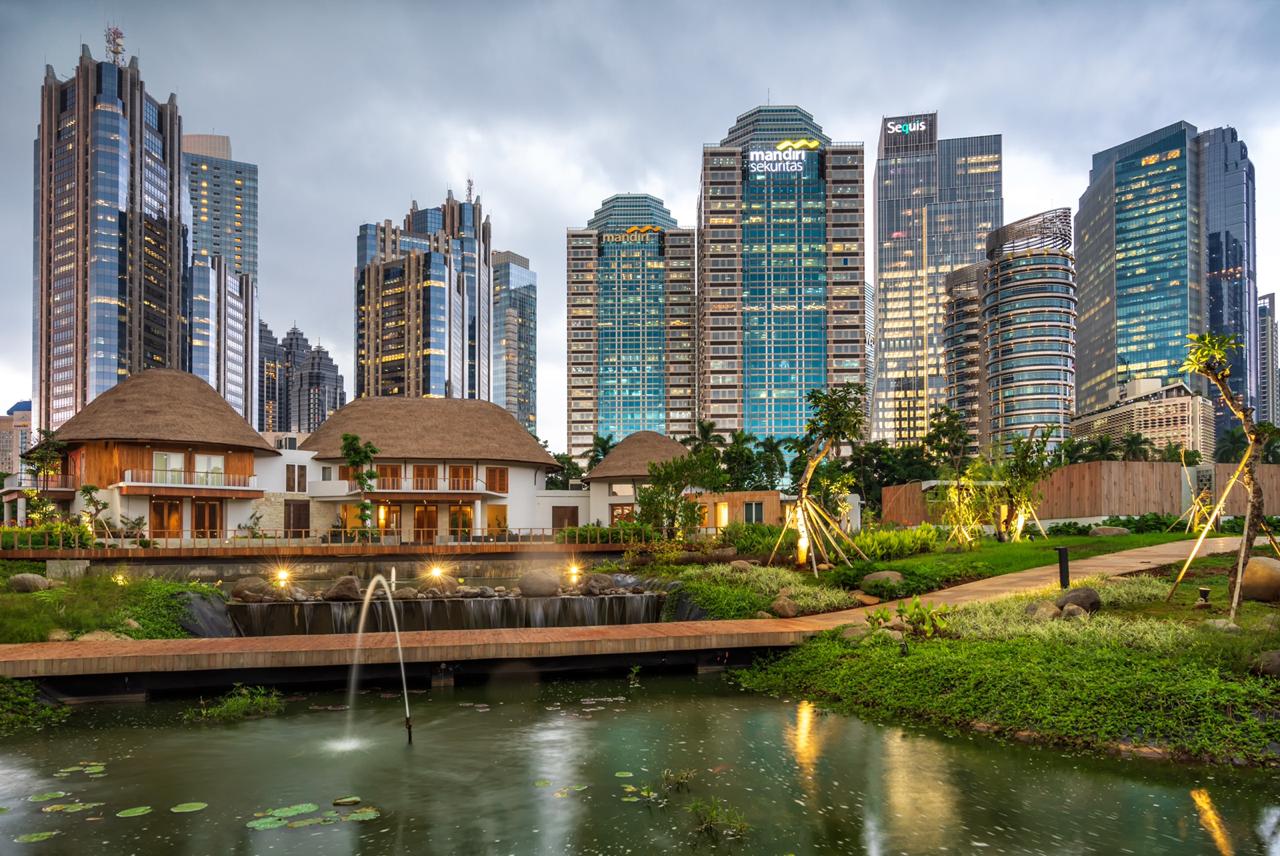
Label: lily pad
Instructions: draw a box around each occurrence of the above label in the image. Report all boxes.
[40,804,74,813]
[57,766,83,773]
[332,796,361,806]
[287,817,328,828]
[116,806,152,818]
[614,771,633,778]
[269,803,319,818]
[61,802,104,813]
[14,831,61,843]
[534,779,552,788]
[572,785,589,792]
[620,796,640,803]
[345,807,382,822]
[169,802,208,813]
[82,765,105,774]
[51,773,70,778]
[0,807,8,814]
[246,816,288,830]
[27,792,67,803]
[552,788,570,798]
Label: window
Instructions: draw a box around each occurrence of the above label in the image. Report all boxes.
[485,466,508,493]
[448,504,473,538]
[486,504,508,533]
[285,463,307,493]
[551,506,580,530]
[715,501,729,529]
[609,503,635,524]
[449,465,474,491]
[194,453,225,486]
[321,466,333,481]
[745,501,764,524]
[152,451,184,485]
[608,482,634,497]
[412,464,436,490]
[376,464,400,490]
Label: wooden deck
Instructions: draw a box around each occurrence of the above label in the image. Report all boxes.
[0,537,1235,679]
[1,540,627,561]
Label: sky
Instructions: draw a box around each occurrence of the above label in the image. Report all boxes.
[0,0,1276,451]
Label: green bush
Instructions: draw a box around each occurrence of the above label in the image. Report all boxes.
[0,559,46,584]
[831,558,997,599]
[851,523,939,561]
[1099,513,1178,533]
[555,521,657,544]
[0,522,94,550]
[183,684,284,723]
[0,677,69,737]
[0,575,222,643]
[666,564,855,620]
[1046,521,1091,536]
[719,522,796,557]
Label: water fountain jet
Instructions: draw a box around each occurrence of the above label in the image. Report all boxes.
[344,574,413,744]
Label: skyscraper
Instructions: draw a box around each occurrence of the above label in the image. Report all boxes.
[355,191,492,400]
[33,38,185,430]
[697,106,867,441]
[1200,127,1257,435]
[1075,122,1206,415]
[1259,294,1277,426]
[181,134,258,279]
[492,251,537,434]
[257,321,284,432]
[186,256,255,422]
[872,113,1003,443]
[289,344,346,433]
[567,194,694,460]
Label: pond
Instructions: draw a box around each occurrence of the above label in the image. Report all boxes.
[0,674,1276,854]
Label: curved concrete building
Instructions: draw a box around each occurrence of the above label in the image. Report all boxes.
[942,263,988,456]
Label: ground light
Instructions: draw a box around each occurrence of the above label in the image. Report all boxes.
[274,568,290,588]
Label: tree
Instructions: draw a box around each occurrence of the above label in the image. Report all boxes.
[585,434,616,470]
[1119,431,1155,462]
[1216,426,1248,463]
[1084,434,1120,462]
[22,429,65,525]
[77,484,110,536]
[545,453,583,490]
[339,433,380,534]
[1055,436,1088,466]
[755,436,788,490]
[722,430,759,491]
[923,406,971,474]
[845,440,936,511]
[1158,441,1202,466]
[681,419,725,458]
[635,449,722,540]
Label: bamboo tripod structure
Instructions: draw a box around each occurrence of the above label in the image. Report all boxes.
[1166,455,1249,603]
[767,495,869,576]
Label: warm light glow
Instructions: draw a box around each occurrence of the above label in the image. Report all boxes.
[111,573,128,586]
[275,568,290,588]
[430,566,443,577]
[1190,789,1234,856]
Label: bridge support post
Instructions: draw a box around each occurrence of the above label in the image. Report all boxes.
[431,663,455,689]
[695,652,727,674]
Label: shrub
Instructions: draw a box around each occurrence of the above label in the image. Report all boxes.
[0,522,94,550]
[183,684,284,723]
[1046,521,1091,536]
[851,523,939,561]
[555,521,657,545]
[0,576,221,643]
[0,677,69,737]
[0,559,46,584]
[667,564,855,620]
[1099,513,1178,533]
[719,522,795,557]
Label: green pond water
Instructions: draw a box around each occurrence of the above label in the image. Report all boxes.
[1,674,1277,855]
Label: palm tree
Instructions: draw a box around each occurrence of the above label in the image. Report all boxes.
[756,436,788,489]
[1216,426,1248,463]
[681,419,725,457]
[586,433,616,470]
[1055,436,1088,466]
[1085,435,1120,462]
[1119,431,1155,462]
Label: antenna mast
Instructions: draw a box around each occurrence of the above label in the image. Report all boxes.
[105,26,124,65]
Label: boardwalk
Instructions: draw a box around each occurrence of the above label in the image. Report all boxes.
[0,537,1235,679]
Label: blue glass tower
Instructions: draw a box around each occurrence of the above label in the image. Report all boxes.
[492,252,537,434]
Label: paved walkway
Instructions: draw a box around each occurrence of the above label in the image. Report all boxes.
[0,537,1236,679]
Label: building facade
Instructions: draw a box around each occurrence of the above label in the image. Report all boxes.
[492,251,537,434]
[873,113,1003,443]
[181,134,258,280]
[355,192,492,401]
[697,106,868,442]
[1071,378,1215,460]
[567,194,694,460]
[186,256,256,422]
[33,41,185,431]
[289,343,346,433]
[1259,294,1278,426]
[1200,127,1257,436]
[942,263,987,454]
[257,321,284,432]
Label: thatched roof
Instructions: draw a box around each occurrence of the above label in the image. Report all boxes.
[299,397,558,468]
[585,431,687,481]
[53,369,275,453]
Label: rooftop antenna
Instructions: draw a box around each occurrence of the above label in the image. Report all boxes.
[105,26,124,66]
[767,87,771,105]
[466,178,474,203]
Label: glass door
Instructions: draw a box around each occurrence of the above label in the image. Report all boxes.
[448,504,473,541]
[413,505,438,542]
[193,500,223,537]
[149,499,183,538]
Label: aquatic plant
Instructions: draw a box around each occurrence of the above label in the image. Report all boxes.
[686,797,749,840]
[0,678,69,738]
[182,684,284,723]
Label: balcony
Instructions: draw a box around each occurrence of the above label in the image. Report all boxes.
[2,473,78,492]
[121,469,259,489]
[310,476,502,497]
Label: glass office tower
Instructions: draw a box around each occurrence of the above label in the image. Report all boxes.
[33,42,185,430]
[566,194,694,461]
[492,251,538,434]
[181,135,258,279]
[1076,122,1205,414]
[258,321,283,431]
[873,113,1003,443]
[186,256,255,421]
[698,106,867,441]
[1259,294,1278,426]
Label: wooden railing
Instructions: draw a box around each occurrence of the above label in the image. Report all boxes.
[122,470,258,488]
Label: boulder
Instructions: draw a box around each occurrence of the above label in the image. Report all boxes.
[1055,586,1102,614]
[583,573,616,596]
[879,629,905,642]
[421,587,442,599]
[391,586,418,600]
[518,570,561,598]
[852,591,881,607]
[841,624,871,641]
[475,586,496,598]
[707,547,738,562]
[861,570,904,586]
[77,630,133,642]
[754,611,774,620]
[176,591,236,637]
[494,586,507,594]
[8,573,50,593]
[1089,525,1130,537]
[729,560,754,573]
[770,595,799,619]
[1024,600,1062,621]
[287,585,314,602]
[816,563,832,572]
[1253,650,1280,678]
[1203,618,1242,633]
[1241,556,1280,602]
[1060,603,1090,621]
[431,574,460,595]
[887,617,908,632]
[46,629,71,642]
[231,576,270,601]
[322,576,363,602]
[456,586,482,598]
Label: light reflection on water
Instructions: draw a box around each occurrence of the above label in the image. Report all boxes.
[0,674,1275,855]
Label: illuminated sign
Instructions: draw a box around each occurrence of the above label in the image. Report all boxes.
[885,118,928,135]
[880,113,938,150]
[776,138,822,151]
[748,149,808,173]
[602,231,659,244]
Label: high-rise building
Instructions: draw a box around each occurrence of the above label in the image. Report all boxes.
[1072,379,1215,460]
[257,321,284,432]
[0,401,29,477]
[1201,127,1257,436]
[1076,122,1205,415]
[492,251,537,434]
[355,191,492,400]
[567,194,694,459]
[186,256,256,421]
[289,344,346,433]
[697,106,868,441]
[1259,294,1277,426]
[33,39,185,430]
[872,112,1003,443]
[181,134,258,279]
[942,263,987,454]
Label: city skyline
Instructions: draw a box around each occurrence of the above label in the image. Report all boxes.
[1,1,1277,451]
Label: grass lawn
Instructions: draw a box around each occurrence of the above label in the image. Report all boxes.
[735,572,1280,764]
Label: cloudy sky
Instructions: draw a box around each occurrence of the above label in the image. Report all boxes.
[1,0,1276,450]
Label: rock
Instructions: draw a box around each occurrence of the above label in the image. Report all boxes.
[431,575,460,595]
[176,591,236,637]
[1024,600,1062,621]
[287,585,314,602]
[8,573,50,593]
[46,629,71,642]
[729,560,753,572]
[853,591,881,607]
[494,586,507,594]
[231,576,270,601]
[754,611,774,619]
[476,586,496,598]
[583,573,615,596]
[861,570,904,586]
[1242,556,1280,602]
[816,563,832,572]
[123,618,141,630]
[887,617,908,632]
[391,586,418,600]
[48,580,66,588]
[518,570,561,598]
[841,624,871,640]
[1060,603,1090,621]
[1055,586,1102,614]
[1203,618,1242,632]
[1253,650,1280,677]
[1088,525,1130,536]
[456,586,482,598]
[322,576,363,602]
[421,588,442,599]
[77,630,133,642]
[880,629,905,642]
[707,547,737,562]
[770,595,799,618]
